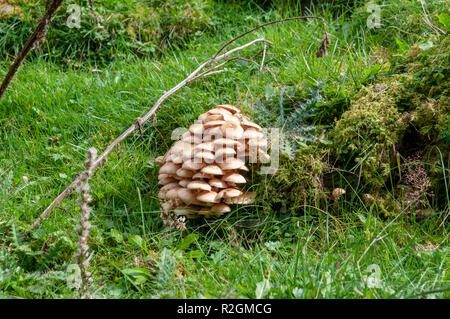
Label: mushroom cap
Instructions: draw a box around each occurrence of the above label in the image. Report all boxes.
[158,189,168,199]
[205,114,224,122]
[178,179,191,187]
[155,156,165,165]
[223,114,241,126]
[204,120,226,128]
[219,158,245,170]
[239,165,249,172]
[208,178,228,188]
[182,159,204,170]
[241,119,262,130]
[160,182,180,192]
[217,104,241,114]
[332,188,346,199]
[211,203,231,215]
[201,165,224,175]
[176,168,195,178]
[214,147,236,159]
[159,162,180,175]
[181,132,202,144]
[213,138,241,148]
[158,173,169,180]
[193,151,215,162]
[207,108,232,116]
[192,172,209,179]
[168,154,183,164]
[221,121,243,139]
[224,192,255,204]
[171,141,192,153]
[203,126,224,141]
[198,112,209,122]
[223,173,246,184]
[158,176,177,185]
[177,188,197,204]
[194,142,214,152]
[217,188,242,199]
[243,128,264,139]
[197,191,219,203]
[189,123,204,135]
[166,187,182,200]
[187,180,212,191]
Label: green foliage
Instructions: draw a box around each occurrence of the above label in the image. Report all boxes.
[1,0,215,65]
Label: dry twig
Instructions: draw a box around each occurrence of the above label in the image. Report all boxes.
[74,147,97,299]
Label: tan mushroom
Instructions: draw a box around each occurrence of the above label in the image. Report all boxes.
[223,173,246,184]
[208,108,232,116]
[194,151,215,162]
[178,179,191,188]
[158,104,266,221]
[332,188,346,200]
[217,104,241,114]
[177,188,197,204]
[205,114,224,122]
[182,159,204,170]
[243,128,264,140]
[221,121,243,139]
[158,176,177,185]
[176,168,195,179]
[211,203,231,216]
[189,123,204,135]
[159,162,180,175]
[187,180,211,192]
[197,191,219,203]
[204,120,226,128]
[219,158,245,170]
[194,142,214,152]
[217,188,242,199]
[208,178,228,189]
[155,156,165,165]
[224,192,255,204]
[241,119,262,131]
[166,187,182,200]
[215,147,236,160]
[201,165,224,175]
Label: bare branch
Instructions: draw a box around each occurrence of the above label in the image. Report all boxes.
[213,16,327,59]
[0,0,64,100]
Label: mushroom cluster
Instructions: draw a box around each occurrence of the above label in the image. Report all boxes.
[156,104,268,219]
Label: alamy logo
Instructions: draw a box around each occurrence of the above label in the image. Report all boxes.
[367,1,381,29]
[66,4,81,29]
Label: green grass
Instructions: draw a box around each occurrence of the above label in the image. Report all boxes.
[0,0,449,298]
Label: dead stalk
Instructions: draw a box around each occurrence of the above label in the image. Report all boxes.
[0,0,64,100]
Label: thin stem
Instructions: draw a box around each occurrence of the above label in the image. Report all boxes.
[0,0,64,100]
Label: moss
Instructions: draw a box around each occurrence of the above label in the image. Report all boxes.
[266,35,449,218]
[261,146,328,213]
[331,79,409,189]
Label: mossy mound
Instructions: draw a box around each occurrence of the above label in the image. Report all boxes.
[263,35,449,218]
